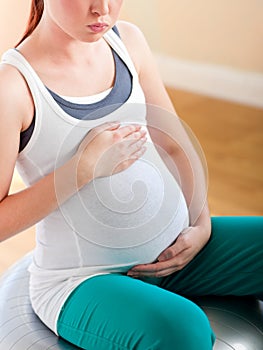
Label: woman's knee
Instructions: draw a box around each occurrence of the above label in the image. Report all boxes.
[135,296,215,350]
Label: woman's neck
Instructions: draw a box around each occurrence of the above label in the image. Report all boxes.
[18,13,108,65]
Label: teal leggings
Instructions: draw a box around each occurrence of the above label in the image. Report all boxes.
[57,216,263,349]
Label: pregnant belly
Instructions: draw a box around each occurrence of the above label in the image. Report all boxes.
[59,144,189,253]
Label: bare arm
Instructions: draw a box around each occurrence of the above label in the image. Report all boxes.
[0,66,83,241]
[118,21,210,226]
[118,21,211,276]
[0,65,146,242]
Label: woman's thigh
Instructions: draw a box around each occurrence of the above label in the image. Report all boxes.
[57,274,215,350]
[161,216,263,297]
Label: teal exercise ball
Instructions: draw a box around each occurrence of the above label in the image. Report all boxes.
[0,253,262,349]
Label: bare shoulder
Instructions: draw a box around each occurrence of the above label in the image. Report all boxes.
[115,21,174,113]
[116,20,144,38]
[0,63,34,130]
[116,20,152,73]
[0,64,34,202]
[0,63,31,105]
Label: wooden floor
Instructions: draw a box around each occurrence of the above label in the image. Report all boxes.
[0,88,262,275]
[167,88,263,216]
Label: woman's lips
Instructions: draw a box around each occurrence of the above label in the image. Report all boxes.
[88,23,109,33]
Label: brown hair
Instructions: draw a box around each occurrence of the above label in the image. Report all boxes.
[16,0,44,46]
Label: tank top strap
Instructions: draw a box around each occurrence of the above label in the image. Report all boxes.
[1,48,44,106]
[103,29,139,79]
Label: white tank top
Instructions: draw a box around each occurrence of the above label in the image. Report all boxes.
[1,29,189,334]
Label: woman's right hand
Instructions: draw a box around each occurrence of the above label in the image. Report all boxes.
[75,122,147,187]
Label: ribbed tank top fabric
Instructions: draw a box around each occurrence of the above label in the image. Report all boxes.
[1,29,189,334]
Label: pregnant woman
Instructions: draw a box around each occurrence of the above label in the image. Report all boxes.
[0,1,262,349]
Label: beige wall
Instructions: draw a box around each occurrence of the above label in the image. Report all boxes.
[121,0,263,74]
[1,1,262,74]
[0,0,30,55]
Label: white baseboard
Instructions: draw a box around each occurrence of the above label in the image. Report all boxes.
[155,54,263,109]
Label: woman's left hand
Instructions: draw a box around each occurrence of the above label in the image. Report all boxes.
[127,226,211,278]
